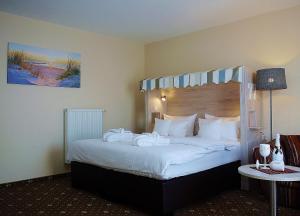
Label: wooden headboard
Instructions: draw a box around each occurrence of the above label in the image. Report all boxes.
[145,82,240,131]
[165,82,240,117]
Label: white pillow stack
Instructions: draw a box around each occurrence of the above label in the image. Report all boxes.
[152,114,197,137]
[220,121,240,141]
[197,118,222,140]
[163,114,197,136]
[205,113,240,122]
[204,113,240,141]
[153,118,172,136]
[168,120,189,137]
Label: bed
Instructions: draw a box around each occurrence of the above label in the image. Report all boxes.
[67,66,261,215]
[69,137,241,215]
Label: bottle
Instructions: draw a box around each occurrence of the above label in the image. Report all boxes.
[272,134,283,162]
[256,160,260,169]
[270,134,285,171]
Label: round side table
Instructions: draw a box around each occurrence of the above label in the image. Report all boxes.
[238,164,300,216]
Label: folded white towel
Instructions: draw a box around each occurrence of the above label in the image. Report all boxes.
[133,132,170,147]
[103,128,133,142]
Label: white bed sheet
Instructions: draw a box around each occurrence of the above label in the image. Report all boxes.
[68,137,241,180]
[164,146,241,179]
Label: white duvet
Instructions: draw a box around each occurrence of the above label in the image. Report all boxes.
[68,136,240,179]
[169,136,240,150]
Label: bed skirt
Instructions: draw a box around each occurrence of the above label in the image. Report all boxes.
[71,160,241,215]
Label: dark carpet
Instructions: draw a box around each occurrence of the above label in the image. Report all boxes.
[0,175,300,216]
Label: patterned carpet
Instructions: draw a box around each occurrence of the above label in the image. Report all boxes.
[0,175,300,216]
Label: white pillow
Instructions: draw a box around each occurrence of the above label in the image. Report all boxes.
[220,120,239,141]
[153,118,172,136]
[205,113,240,122]
[197,118,222,140]
[163,114,197,136]
[169,120,189,137]
[204,113,240,140]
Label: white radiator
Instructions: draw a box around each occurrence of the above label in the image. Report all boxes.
[64,108,104,163]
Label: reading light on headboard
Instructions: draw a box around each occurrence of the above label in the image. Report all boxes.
[161,96,167,102]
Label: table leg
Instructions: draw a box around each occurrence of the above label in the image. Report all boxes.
[270,181,277,216]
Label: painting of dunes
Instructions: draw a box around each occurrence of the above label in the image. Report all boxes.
[7,43,80,88]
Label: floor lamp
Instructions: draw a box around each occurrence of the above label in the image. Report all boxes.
[256,68,287,140]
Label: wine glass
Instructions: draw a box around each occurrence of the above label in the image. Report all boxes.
[259,144,270,169]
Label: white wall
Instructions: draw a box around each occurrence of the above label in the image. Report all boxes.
[0,12,145,184]
[146,6,300,140]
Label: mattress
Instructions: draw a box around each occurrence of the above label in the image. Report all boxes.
[68,137,241,180]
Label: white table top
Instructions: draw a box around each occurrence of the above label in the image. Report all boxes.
[238,164,300,182]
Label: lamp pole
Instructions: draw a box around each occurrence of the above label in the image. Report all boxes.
[270,89,272,141]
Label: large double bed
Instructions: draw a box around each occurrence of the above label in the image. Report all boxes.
[66,66,261,215]
[68,136,241,215]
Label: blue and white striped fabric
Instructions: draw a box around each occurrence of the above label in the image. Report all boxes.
[189,72,202,87]
[159,76,174,89]
[140,66,243,91]
[173,74,190,88]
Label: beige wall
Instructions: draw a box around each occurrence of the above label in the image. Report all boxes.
[146,6,300,141]
[2,5,300,184]
[0,12,144,184]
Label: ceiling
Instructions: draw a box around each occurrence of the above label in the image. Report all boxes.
[1,0,300,43]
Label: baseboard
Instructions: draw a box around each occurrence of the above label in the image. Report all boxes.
[0,172,70,188]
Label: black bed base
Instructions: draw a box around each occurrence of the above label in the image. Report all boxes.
[71,161,241,215]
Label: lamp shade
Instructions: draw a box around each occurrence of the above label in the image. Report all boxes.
[256,68,287,90]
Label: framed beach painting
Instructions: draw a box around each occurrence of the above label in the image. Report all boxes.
[7,42,80,88]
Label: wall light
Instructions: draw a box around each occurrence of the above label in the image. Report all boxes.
[161,96,167,102]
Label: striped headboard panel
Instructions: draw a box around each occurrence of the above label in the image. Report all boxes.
[64,108,104,163]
